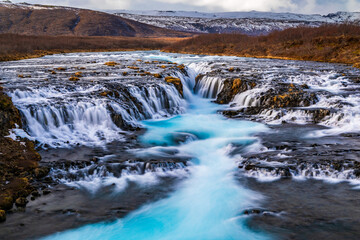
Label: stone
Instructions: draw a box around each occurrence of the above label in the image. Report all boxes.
[0,195,13,210]
[34,167,49,178]
[104,61,118,66]
[0,210,6,222]
[69,76,80,81]
[15,197,28,208]
[165,76,183,96]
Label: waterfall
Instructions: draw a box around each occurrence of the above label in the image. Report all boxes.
[9,83,186,148]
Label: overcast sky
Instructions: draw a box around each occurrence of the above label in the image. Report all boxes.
[10,0,360,14]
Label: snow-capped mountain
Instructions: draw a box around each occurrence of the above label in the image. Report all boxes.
[111,10,360,35]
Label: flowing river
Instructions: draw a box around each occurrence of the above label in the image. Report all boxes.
[1,51,360,239]
[43,89,268,240]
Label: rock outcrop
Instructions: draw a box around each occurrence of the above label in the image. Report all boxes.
[0,88,43,221]
[215,78,257,104]
[165,76,183,96]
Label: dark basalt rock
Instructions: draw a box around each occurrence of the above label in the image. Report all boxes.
[215,78,257,104]
[0,210,6,222]
[34,167,50,179]
[0,87,22,136]
[303,108,332,123]
[220,82,319,121]
[243,209,264,215]
[15,197,28,208]
[0,88,43,220]
[165,76,183,96]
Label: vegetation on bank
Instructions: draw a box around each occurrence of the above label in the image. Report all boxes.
[0,34,186,61]
[165,24,360,68]
[0,89,46,222]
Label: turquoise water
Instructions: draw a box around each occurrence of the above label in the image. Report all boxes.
[42,95,269,240]
[40,53,269,240]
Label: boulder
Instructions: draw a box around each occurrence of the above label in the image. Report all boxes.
[15,197,28,207]
[165,76,183,96]
[0,210,5,222]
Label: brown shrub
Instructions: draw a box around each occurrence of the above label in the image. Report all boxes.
[0,34,186,61]
[165,24,360,66]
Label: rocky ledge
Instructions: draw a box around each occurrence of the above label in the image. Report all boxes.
[0,88,47,222]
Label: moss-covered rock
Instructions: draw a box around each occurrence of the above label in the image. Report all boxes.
[0,87,42,213]
[69,76,80,81]
[0,210,6,222]
[165,76,183,96]
[215,78,256,104]
[104,61,118,67]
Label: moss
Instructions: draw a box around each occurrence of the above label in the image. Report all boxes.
[0,95,12,109]
[228,67,235,72]
[0,195,13,210]
[99,91,109,97]
[232,78,242,90]
[122,72,128,76]
[153,73,162,78]
[56,67,66,71]
[0,210,6,222]
[69,76,80,81]
[165,76,183,96]
[104,61,118,67]
[127,66,139,70]
[74,72,82,77]
[177,64,185,70]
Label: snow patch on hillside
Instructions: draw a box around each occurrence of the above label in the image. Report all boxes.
[110,10,360,35]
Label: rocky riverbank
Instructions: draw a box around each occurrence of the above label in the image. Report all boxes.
[1,51,360,239]
[0,88,47,222]
[0,52,187,225]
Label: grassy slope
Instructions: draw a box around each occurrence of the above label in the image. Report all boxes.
[165,24,360,68]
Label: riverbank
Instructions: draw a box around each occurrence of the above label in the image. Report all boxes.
[164,24,360,69]
[0,88,45,222]
[1,51,360,239]
[0,34,188,62]
[2,24,360,70]
[0,35,187,216]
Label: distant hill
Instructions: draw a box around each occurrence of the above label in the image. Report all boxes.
[0,2,190,37]
[112,10,360,35]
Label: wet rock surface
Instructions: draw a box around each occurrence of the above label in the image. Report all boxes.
[193,59,360,128]
[0,134,190,240]
[241,177,360,240]
[1,52,360,239]
[234,124,360,181]
[0,177,183,240]
[190,58,360,238]
[0,52,191,238]
[0,89,43,221]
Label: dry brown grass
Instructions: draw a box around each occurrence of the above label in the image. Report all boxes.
[0,34,187,61]
[165,24,360,67]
